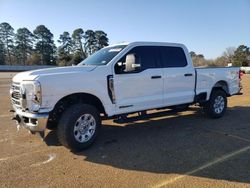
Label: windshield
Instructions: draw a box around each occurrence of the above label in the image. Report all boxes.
[78,45,127,66]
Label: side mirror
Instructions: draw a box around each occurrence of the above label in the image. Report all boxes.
[125,54,141,72]
[132,63,141,69]
[117,62,123,66]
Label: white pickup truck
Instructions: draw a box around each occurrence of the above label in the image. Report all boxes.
[10,42,241,151]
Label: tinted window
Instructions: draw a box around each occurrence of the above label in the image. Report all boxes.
[115,46,159,74]
[130,46,159,70]
[159,46,187,67]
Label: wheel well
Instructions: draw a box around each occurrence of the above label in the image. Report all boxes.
[213,81,229,95]
[195,92,207,103]
[48,93,105,124]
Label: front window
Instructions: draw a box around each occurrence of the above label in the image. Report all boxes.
[78,45,127,66]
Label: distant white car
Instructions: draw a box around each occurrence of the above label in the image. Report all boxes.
[241,66,250,74]
[10,41,241,151]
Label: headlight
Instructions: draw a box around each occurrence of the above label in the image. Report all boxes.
[21,80,42,112]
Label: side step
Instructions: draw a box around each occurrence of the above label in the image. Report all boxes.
[113,111,147,123]
[234,92,243,95]
[112,106,192,124]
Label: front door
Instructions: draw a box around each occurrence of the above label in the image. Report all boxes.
[113,46,164,115]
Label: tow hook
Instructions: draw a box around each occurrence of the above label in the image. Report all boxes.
[11,115,21,131]
[11,115,21,122]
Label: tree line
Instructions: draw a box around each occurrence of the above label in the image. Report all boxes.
[0,22,249,67]
[0,22,109,66]
[190,45,250,67]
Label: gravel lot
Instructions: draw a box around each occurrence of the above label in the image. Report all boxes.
[0,72,249,188]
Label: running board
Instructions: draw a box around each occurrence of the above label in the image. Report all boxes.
[113,109,180,124]
[113,111,147,123]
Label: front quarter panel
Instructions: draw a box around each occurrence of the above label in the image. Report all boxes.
[37,66,114,115]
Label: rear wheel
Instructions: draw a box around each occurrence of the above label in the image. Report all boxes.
[203,89,227,118]
[57,104,100,151]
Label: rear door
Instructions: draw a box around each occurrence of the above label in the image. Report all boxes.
[113,46,164,114]
[159,46,195,106]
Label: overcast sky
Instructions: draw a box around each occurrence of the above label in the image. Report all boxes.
[0,0,249,59]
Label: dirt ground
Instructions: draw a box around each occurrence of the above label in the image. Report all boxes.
[0,72,250,188]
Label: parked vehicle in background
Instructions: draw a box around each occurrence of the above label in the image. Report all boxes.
[241,66,250,74]
[10,42,242,151]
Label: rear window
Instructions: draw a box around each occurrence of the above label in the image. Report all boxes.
[159,46,187,67]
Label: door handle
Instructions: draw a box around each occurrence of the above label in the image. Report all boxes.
[184,73,193,77]
[151,75,162,79]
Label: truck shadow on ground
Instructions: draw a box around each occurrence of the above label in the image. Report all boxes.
[45,106,250,184]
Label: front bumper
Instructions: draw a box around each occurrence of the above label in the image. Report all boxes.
[12,109,49,132]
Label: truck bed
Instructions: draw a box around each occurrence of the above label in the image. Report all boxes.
[195,67,240,100]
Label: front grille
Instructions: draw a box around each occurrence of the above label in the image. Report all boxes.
[12,98,21,106]
[11,84,20,91]
[10,82,22,108]
[12,91,21,100]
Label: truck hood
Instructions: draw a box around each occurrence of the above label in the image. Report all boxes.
[12,66,97,83]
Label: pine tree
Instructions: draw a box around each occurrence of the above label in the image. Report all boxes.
[0,22,15,65]
[33,25,56,65]
[84,30,96,56]
[95,30,109,50]
[0,40,5,65]
[72,28,86,59]
[233,45,250,66]
[15,27,34,65]
[57,31,73,66]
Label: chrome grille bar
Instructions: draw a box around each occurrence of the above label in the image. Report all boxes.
[10,82,21,109]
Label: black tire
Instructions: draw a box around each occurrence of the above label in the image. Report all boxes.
[203,89,227,118]
[46,120,58,130]
[57,104,100,151]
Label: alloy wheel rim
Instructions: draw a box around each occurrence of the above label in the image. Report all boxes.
[213,96,225,114]
[73,114,96,143]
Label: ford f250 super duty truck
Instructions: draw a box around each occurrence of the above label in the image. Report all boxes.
[10,42,241,151]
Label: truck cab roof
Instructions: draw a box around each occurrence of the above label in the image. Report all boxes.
[109,41,186,48]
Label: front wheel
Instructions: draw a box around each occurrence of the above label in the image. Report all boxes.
[203,90,227,118]
[57,104,100,151]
